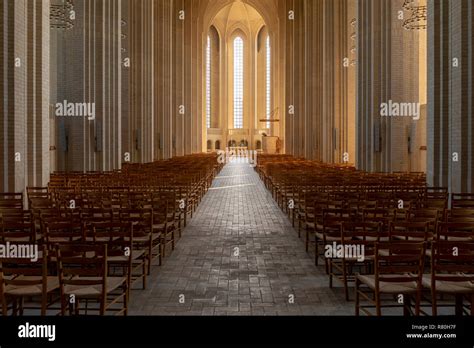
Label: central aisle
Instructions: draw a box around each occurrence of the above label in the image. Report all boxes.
[130,161,351,315]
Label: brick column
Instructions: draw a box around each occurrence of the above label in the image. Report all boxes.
[0,0,50,193]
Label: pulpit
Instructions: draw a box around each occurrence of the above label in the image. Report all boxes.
[262,136,278,154]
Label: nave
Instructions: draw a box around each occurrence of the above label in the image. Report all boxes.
[129,160,349,316]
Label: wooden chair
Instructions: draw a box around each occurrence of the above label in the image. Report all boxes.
[0,245,58,315]
[328,222,380,300]
[56,244,128,316]
[355,242,426,316]
[119,209,155,274]
[424,241,474,315]
[44,221,85,249]
[91,222,147,291]
[319,214,354,272]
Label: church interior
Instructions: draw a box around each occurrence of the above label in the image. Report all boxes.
[1,0,474,322]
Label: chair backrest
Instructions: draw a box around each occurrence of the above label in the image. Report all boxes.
[44,221,85,247]
[374,242,426,287]
[431,241,474,283]
[0,244,47,315]
[452,193,474,209]
[91,222,133,246]
[81,208,114,225]
[119,208,153,234]
[342,221,383,242]
[437,222,474,242]
[389,221,431,241]
[0,193,23,210]
[323,208,357,220]
[27,187,50,203]
[56,244,107,294]
[446,209,474,222]
[1,218,35,243]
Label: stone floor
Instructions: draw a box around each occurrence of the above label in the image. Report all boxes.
[129,161,353,316]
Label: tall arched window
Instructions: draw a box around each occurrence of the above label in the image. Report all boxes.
[206,35,211,129]
[266,35,271,129]
[233,37,244,129]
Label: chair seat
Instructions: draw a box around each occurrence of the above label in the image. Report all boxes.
[392,236,427,242]
[422,275,474,294]
[64,277,126,297]
[108,250,145,262]
[3,236,31,243]
[5,276,59,296]
[315,232,340,242]
[356,274,419,293]
[133,234,153,243]
[153,223,166,231]
[342,255,375,262]
[86,236,120,243]
[48,236,82,243]
[443,236,474,242]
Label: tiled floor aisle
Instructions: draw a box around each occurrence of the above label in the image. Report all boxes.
[129,161,352,315]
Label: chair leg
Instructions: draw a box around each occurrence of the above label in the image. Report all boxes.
[100,296,106,316]
[41,293,47,316]
[415,289,422,316]
[471,293,474,316]
[342,261,349,301]
[75,299,80,315]
[403,295,411,316]
[61,295,67,316]
[305,230,309,252]
[2,296,8,316]
[329,260,333,288]
[355,278,360,316]
[158,240,163,266]
[19,297,24,316]
[124,283,128,316]
[455,294,463,316]
[143,258,147,290]
[315,240,319,266]
[431,289,437,316]
[161,237,167,258]
[375,291,382,316]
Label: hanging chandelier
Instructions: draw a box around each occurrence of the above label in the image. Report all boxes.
[350,18,357,67]
[403,6,427,30]
[402,0,427,30]
[50,0,75,30]
[402,0,415,10]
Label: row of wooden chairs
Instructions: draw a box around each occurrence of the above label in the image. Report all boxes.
[0,154,222,316]
[354,241,474,316]
[1,242,131,316]
[257,154,474,316]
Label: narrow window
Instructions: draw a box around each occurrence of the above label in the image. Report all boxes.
[266,35,271,129]
[206,35,211,129]
[233,37,244,129]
